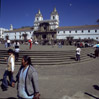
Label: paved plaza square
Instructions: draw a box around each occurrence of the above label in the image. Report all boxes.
[0,44,99,99]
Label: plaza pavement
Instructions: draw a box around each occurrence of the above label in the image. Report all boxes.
[0,44,99,99]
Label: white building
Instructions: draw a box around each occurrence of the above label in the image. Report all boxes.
[57,25,99,41]
[3,26,34,41]
[0,28,8,39]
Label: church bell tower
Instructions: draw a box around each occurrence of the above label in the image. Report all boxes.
[50,8,59,29]
[34,10,43,31]
[51,8,59,22]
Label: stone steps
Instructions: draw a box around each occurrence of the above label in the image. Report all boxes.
[0,48,94,66]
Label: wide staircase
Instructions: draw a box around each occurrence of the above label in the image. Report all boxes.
[0,47,95,67]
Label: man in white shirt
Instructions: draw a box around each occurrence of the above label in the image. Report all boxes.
[7,39,11,47]
[1,49,15,91]
[76,45,81,61]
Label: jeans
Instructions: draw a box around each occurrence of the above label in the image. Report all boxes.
[2,70,14,88]
[76,54,80,61]
[15,52,19,61]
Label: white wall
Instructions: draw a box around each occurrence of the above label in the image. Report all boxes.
[57,29,99,41]
[3,31,34,40]
[0,28,8,38]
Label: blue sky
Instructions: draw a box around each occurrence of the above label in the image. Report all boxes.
[0,0,99,29]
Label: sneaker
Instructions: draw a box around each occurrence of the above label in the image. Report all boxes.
[1,84,7,91]
[2,87,7,91]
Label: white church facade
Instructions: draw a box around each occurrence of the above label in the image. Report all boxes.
[33,8,59,44]
[34,8,59,31]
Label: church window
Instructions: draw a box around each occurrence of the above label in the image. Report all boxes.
[82,30,83,33]
[53,16,55,20]
[37,18,38,21]
[75,30,77,33]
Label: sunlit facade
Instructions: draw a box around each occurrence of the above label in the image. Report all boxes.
[3,26,34,41]
[0,28,8,39]
[57,25,99,41]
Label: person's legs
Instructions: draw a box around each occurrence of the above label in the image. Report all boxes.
[8,72,15,87]
[76,54,78,61]
[2,70,9,89]
[78,55,80,61]
[17,52,19,60]
[15,52,18,61]
[16,52,18,61]
[76,54,80,61]
[30,43,32,49]
[8,43,10,47]
[98,49,99,57]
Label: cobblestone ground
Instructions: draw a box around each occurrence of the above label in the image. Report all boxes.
[0,44,99,99]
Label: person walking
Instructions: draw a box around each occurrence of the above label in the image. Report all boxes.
[1,49,15,91]
[76,45,81,61]
[7,39,11,47]
[16,55,40,99]
[28,38,32,49]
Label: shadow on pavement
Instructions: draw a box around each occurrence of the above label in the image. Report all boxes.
[93,85,99,91]
[70,57,76,61]
[84,92,99,99]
